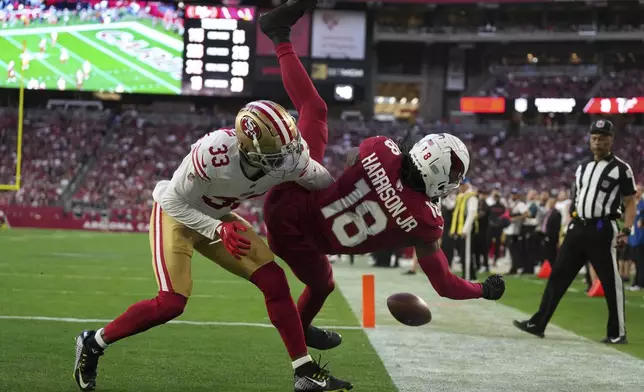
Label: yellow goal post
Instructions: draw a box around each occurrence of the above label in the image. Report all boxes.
[0,40,25,192]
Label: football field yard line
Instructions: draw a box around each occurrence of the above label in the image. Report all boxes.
[4,36,75,84]
[40,35,128,90]
[332,259,643,392]
[0,315,364,331]
[69,31,181,94]
[0,21,183,53]
[0,21,139,37]
[129,21,183,52]
[0,58,23,80]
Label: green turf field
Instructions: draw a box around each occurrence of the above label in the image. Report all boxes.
[1,228,643,392]
[0,18,183,94]
[499,273,644,358]
[0,229,396,392]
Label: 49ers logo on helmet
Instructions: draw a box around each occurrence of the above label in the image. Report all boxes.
[241,116,261,140]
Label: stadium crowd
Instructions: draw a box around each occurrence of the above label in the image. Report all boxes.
[0,107,108,207]
[1,107,644,218]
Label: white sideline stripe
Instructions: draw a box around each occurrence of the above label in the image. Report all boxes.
[4,36,75,84]
[0,315,363,331]
[0,271,246,284]
[333,257,644,392]
[69,31,180,93]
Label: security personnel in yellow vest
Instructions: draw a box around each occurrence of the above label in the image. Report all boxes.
[450,178,479,280]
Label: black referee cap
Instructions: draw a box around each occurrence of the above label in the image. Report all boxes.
[589,119,614,136]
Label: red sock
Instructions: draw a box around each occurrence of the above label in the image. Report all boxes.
[102,291,187,343]
[250,262,308,360]
[297,287,326,330]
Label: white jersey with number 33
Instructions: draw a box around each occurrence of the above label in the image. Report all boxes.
[153,128,333,240]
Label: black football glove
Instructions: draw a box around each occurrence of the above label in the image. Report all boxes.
[481,274,505,300]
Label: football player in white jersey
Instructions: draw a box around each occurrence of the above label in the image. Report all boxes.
[72,101,351,389]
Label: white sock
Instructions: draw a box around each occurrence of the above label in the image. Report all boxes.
[94,328,109,349]
[292,354,313,370]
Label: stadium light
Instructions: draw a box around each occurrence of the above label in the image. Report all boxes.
[334,84,354,101]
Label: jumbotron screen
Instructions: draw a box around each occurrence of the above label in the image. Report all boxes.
[0,1,256,96]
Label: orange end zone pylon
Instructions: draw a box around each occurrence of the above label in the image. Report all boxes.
[362,274,375,328]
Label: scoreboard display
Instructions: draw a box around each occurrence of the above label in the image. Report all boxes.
[182,5,256,96]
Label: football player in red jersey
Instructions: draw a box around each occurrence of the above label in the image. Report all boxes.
[260,1,506,348]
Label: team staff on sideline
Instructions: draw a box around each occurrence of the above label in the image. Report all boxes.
[514,119,637,344]
[450,178,479,281]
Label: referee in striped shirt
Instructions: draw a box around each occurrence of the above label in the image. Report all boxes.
[514,119,637,344]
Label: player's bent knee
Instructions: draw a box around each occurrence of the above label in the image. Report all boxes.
[250,261,290,300]
[156,291,188,321]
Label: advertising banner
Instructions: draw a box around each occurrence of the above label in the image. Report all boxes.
[311,10,366,60]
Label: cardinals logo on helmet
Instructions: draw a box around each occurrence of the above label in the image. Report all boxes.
[241,116,261,140]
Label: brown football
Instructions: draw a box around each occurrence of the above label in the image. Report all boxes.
[386,292,432,326]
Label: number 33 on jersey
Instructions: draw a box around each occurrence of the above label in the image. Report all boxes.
[315,136,444,254]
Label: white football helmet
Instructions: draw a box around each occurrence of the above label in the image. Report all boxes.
[408,133,470,199]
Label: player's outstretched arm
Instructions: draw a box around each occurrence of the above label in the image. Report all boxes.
[415,241,485,300]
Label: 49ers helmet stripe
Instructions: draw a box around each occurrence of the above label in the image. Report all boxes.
[250,100,292,144]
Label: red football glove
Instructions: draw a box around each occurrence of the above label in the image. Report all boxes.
[216,221,251,259]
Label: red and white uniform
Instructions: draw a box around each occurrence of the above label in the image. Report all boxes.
[7,60,15,81]
[76,69,83,88]
[152,128,333,240]
[57,77,66,90]
[21,52,30,70]
[83,60,91,79]
[266,136,443,256]
[51,31,58,46]
[39,38,46,53]
[60,48,69,63]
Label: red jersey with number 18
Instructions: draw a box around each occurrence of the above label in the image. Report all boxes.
[302,136,444,255]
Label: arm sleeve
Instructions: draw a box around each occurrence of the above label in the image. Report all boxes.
[417,248,483,300]
[158,160,221,240]
[462,196,479,234]
[295,158,334,190]
[620,162,637,197]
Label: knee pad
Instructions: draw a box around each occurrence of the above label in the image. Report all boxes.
[250,261,290,300]
[156,291,187,321]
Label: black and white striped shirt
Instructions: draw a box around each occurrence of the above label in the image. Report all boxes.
[570,154,636,220]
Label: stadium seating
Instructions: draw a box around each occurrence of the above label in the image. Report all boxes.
[1,107,643,216]
[0,108,107,207]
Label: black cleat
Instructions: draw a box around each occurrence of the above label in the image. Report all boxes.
[513,320,545,338]
[73,330,104,391]
[294,357,353,392]
[601,336,628,344]
[260,0,318,44]
[305,325,342,350]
